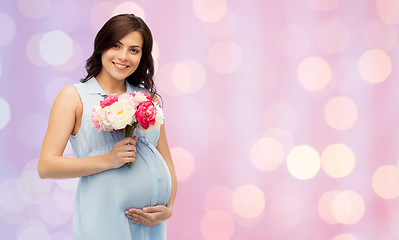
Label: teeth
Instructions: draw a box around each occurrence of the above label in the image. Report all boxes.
[114,63,128,68]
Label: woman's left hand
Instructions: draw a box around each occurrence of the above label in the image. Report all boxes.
[125,205,173,226]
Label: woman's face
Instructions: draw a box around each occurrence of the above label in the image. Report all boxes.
[98,31,143,82]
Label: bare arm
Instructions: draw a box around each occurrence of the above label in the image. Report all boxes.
[38,85,136,179]
[156,123,177,209]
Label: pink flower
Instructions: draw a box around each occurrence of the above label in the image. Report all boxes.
[130,91,152,104]
[118,93,138,109]
[135,101,157,129]
[100,94,119,108]
[91,105,105,131]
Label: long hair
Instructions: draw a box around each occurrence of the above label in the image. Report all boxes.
[83,14,158,97]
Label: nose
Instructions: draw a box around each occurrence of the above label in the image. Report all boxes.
[118,49,128,60]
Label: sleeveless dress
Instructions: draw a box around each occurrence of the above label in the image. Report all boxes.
[69,77,171,240]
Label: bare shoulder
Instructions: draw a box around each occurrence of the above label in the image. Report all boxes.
[51,85,81,112]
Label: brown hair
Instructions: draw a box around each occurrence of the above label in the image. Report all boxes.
[83,14,157,97]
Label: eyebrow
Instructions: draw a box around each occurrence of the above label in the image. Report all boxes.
[116,41,142,48]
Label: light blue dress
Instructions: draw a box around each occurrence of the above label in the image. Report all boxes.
[69,77,171,240]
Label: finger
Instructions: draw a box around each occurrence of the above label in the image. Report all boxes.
[121,137,137,145]
[143,205,164,213]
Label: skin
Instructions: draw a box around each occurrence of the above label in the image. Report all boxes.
[38,30,177,227]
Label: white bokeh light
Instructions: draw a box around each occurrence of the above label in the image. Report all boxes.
[172,60,206,94]
[112,2,145,19]
[287,145,321,180]
[358,49,392,84]
[297,56,332,91]
[200,210,234,240]
[321,144,355,178]
[324,96,358,130]
[250,137,285,171]
[331,191,365,224]
[26,33,48,66]
[231,185,265,219]
[0,97,11,130]
[193,0,227,22]
[39,31,74,65]
[208,40,242,74]
[170,147,195,181]
[0,12,16,46]
[372,165,399,199]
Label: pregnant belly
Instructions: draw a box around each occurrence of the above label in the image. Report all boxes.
[79,152,171,212]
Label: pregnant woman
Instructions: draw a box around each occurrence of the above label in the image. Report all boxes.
[38,14,177,240]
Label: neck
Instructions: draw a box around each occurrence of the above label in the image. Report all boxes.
[96,76,126,95]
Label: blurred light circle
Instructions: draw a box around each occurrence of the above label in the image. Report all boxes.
[204,186,233,213]
[0,190,28,213]
[297,56,332,91]
[55,40,84,72]
[321,144,355,178]
[332,234,358,240]
[331,191,365,224]
[26,33,48,66]
[50,232,73,240]
[200,210,234,240]
[318,190,341,224]
[377,0,399,24]
[263,102,298,132]
[112,2,145,20]
[364,19,398,52]
[40,31,74,66]
[172,60,206,93]
[157,63,184,96]
[317,20,350,54]
[372,165,399,199]
[307,0,341,11]
[39,193,71,226]
[208,40,242,74]
[17,114,47,148]
[0,12,16,46]
[231,185,265,219]
[90,2,116,32]
[358,49,392,84]
[52,186,76,213]
[170,147,195,181]
[250,137,285,171]
[193,0,227,22]
[324,96,358,130]
[287,145,321,180]
[17,169,51,204]
[0,97,11,130]
[264,128,294,154]
[17,225,51,240]
[203,10,237,39]
[55,178,78,191]
[18,0,51,18]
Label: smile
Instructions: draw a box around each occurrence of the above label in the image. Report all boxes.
[113,62,129,69]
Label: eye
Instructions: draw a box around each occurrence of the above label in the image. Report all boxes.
[130,48,140,54]
[112,43,120,48]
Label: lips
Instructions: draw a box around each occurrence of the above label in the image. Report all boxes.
[113,62,129,70]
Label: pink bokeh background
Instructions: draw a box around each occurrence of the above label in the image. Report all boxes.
[1,0,399,239]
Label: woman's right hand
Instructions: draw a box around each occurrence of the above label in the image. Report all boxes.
[106,136,138,169]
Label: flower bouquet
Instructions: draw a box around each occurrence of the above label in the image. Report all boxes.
[91,91,164,168]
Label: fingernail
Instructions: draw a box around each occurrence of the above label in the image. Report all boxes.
[143,208,148,211]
